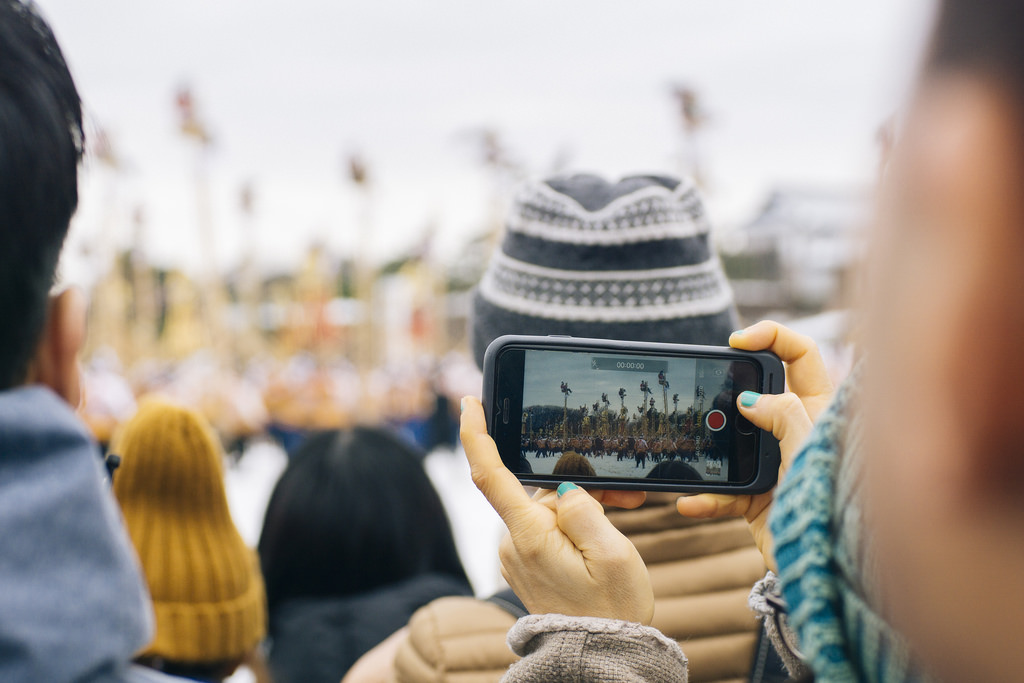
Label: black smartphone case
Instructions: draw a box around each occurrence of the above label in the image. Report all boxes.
[481,334,784,495]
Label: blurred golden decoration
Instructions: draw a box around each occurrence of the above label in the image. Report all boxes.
[161,271,206,359]
[175,86,213,145]
[671,84,709,188]
[77,122,483,449]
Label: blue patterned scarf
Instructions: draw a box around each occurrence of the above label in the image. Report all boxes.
[768,367,925,682]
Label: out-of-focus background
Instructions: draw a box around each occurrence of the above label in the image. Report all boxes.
[38,0,933,601]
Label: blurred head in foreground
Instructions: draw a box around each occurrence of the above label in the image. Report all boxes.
[112,398,267,681]
[863,0,1024,678]
[470,173,738,366]
[0,0,85,404]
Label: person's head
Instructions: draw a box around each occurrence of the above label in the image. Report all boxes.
[552,451,596,478]
[862,1,1024,678]
[258,427,469,613]
[470,173,739,367]
[0,0,85,403]
[646,460,700,482]
[111,398,267,680]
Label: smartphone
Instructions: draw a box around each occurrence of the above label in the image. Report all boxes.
[481,335,784,494]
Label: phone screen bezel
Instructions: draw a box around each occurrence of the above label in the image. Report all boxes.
[482,335,783,495]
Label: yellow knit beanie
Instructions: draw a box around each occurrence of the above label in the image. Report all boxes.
[111,397,267,664]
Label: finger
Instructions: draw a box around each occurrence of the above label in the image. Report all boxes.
[532,487,558,502]
[675,492,753,519]
[534,487,646,515]
[589,489,646,509]
[534,486,645,512]
[736,391,813,467]
[533,486,559,512]
[554,483,634,556]
[460,396,539,534]
[729,320,833,418]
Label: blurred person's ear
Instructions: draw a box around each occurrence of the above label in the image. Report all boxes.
[25,288,86,407]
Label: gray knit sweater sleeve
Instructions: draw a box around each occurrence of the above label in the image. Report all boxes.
[748,572,810,680]
[502,614,688,682]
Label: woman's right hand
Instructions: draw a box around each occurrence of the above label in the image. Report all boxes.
[461,396,654,625]
[676,320,835,571]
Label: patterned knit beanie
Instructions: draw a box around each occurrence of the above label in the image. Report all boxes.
[112,398,267,665]
[470,173,739,368]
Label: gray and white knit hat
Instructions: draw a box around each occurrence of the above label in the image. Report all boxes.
[470,173,739,368]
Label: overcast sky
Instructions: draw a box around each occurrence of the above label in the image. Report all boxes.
[524,351,699,409]
[38,0,935,287]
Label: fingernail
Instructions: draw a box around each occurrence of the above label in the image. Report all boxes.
[556,482,579,497]
[739,391,761,408]
[460,398,466,413]
[730,329,745,337]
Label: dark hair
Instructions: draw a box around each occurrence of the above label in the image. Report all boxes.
[0,1,83,389]
[926,0,1024,98]
[258,427,469,612]
[646,460,701,481]
[134,655,240,683]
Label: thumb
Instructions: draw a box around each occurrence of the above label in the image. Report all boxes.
[737,391,813,467]
[554,482,628,555]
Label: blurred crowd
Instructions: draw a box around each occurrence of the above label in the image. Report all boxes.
[79,347,478,456]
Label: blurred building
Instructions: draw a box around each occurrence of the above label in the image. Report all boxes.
[720,188,869,319]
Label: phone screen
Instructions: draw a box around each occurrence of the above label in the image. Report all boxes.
[494,347,762,485]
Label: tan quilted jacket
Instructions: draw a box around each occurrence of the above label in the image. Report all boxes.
[391,494,766,683]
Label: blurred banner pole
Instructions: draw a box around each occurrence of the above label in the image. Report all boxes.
[176,85,227,359]
[84,126,131,363]
[237,182,263,361]
[348,154,375,420]
[672,85,708,187]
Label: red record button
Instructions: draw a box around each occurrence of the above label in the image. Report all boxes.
[706,409,726,432]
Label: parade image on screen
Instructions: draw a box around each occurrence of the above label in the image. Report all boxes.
[519,350,745,483]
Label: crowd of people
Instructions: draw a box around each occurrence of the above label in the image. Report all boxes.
[79,348,472,458]
[525,435,714,466]
[2,0,1023,682]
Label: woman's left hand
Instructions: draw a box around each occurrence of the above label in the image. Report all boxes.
[676,321,831,571]
[461,396,654,624]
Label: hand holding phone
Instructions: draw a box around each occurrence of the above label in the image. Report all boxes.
[677,320,835,570]
[460,395,654,624]
[482,335,785,494]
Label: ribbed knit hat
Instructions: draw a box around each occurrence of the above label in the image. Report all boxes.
[111,398,267,665]
[471,173,739,367]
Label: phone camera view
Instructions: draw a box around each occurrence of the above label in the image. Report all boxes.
[517,350,758,483]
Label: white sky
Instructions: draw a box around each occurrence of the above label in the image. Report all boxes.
[37,0,936,287]
[524,350,698,409]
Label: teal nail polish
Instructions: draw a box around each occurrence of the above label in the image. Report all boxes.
[730,329,745,336]
[739,391,761,408]
[556,482,579,497]
[460,398,466,413]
